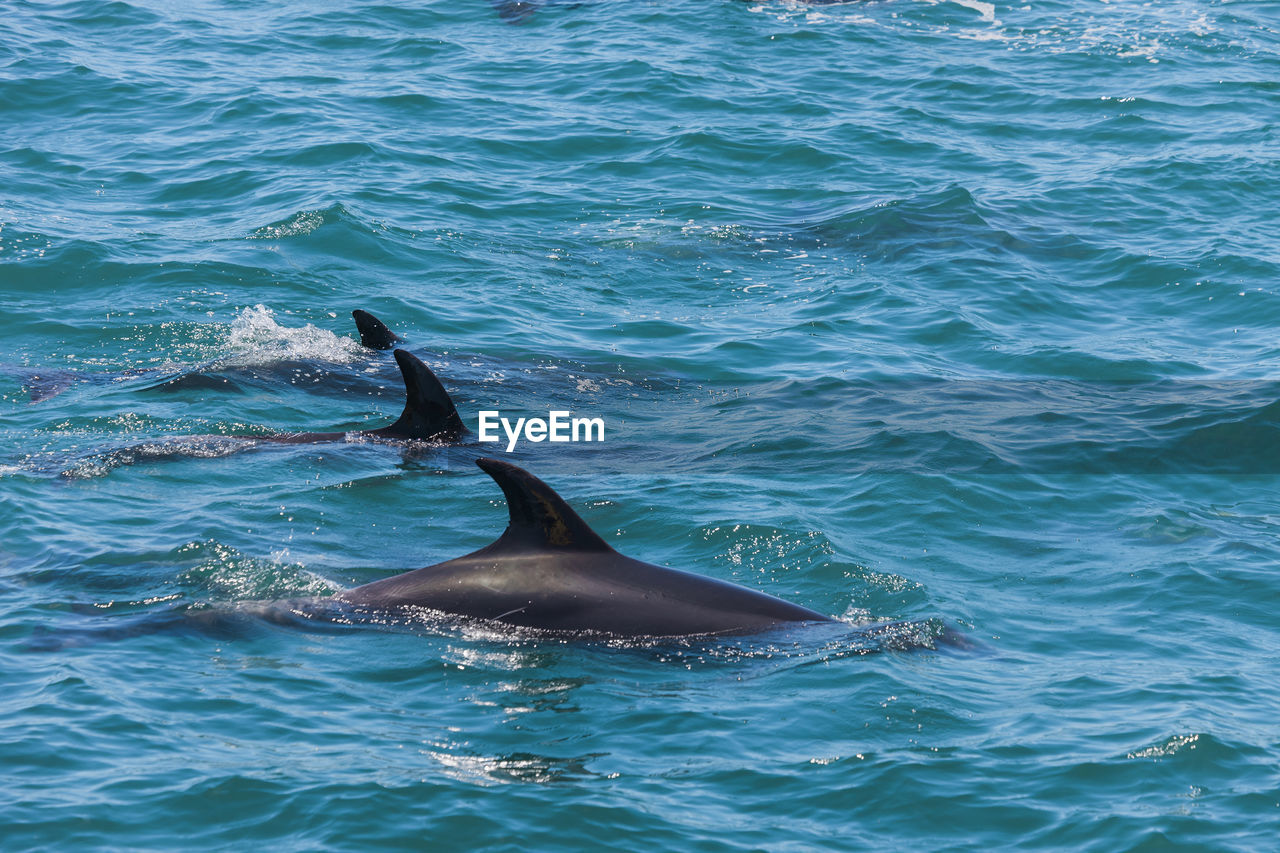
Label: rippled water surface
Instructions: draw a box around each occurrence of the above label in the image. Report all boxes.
[4,0,1280,849]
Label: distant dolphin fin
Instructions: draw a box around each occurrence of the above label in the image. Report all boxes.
[490,0,539,23]
[352,309,400,350]
[377,349,465,441]
[476,458,614,552]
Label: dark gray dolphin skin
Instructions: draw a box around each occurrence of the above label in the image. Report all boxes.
[335,458,833,637]
[243,349,465,444]
[352,309,401,350]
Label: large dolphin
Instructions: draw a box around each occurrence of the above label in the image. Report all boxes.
[241,349,465,444]
[335,458,833,636]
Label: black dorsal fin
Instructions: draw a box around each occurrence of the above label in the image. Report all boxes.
[476,458,614,552]
[377,349,465,441]
[352,309,400,350]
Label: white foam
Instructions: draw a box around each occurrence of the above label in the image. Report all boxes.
[224,305,364,365]
[949,0,995,22]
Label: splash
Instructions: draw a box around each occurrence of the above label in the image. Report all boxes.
[947,0,995,23]
[223,305,364,366]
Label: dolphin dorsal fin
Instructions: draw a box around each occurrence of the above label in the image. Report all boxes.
[476,458,614,552]
[379,349,465,441]
[352,309,400,350]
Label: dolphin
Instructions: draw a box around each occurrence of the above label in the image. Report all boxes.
[240,349,465,444]
[335,458,833,637]
[153,309,407,396]
[351,309,401,350]
[12,309,406,403]
[31,348,464,478]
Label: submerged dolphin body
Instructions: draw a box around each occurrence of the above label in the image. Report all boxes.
[30,349,464,479]
[336,458,833,637]
[241,349,466,444]
[13,309,405,403]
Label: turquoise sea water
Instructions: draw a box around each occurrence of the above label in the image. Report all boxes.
[4,0,1280,849]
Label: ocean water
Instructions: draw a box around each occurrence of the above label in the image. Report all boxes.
[3,0,1280,848]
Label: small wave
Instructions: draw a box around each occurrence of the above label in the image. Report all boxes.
[59,0,162,27]
[1127,733,1203,760]
[175,540,340,601]
[1120,732,1265,771]
[792,184,993,246]
[247,208,330,239]
[0,223,57,262]
[245,202,400,243]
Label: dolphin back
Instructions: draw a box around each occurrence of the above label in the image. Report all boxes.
[336,459,835,637]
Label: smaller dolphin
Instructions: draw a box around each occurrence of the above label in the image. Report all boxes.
[351,309,401,350]
[13,309,404,403]
[241,349,465,444]
[37,349,467,478]
[336,458,833,637]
